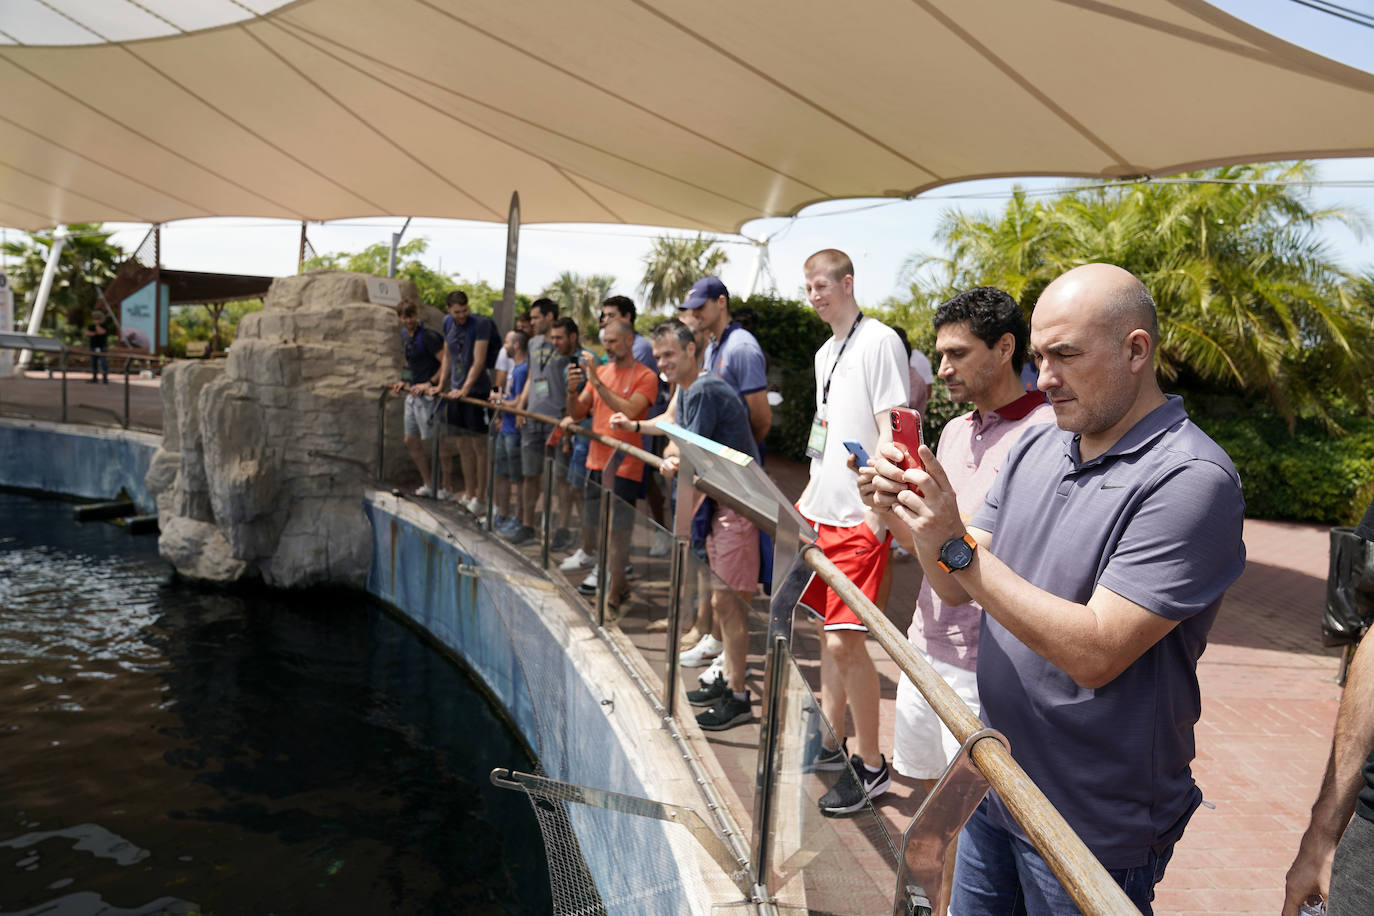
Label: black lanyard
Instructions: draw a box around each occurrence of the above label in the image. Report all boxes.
[821,313,863,406]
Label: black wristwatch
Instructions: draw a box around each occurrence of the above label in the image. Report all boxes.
[938,533,978,573]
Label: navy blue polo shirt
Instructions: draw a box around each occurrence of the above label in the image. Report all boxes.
[971,394,1246,868]
[442,312,493,398]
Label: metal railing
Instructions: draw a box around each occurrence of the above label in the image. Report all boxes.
[378,391,1139,914]
[1,334,165,430]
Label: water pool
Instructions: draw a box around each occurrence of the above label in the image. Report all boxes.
[0,491,550,915]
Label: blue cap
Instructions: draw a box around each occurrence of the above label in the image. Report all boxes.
[680,276,728,310]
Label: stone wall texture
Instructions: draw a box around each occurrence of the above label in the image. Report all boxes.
[147,271,420,587]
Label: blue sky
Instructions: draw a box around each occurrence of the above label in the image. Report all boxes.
[6,0,1371,309]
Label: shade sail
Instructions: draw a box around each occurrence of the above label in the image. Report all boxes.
[2,0,1372,233]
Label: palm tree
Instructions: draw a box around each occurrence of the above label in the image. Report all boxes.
[638,234,728,311]
[540,271,615,340]
[900,162,1374,431]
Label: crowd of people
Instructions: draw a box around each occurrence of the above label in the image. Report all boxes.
[385,250,1371,915]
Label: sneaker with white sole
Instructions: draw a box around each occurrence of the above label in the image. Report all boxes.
[808,737,849,773]
[698,655,724,688]
[679,634,723,667]
[578,566,600,595]
[696,691,752,731]
[413,484,434,498]
[687,670,727,708]
[818,754,890,816]
[436,488,453,501]
[559,548,595,572]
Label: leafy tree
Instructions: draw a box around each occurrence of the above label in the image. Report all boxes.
[168,299,263,358]
[1,224,124,344]
[900,162,1374,432]
[639,234,728,312]
[540,271,615,340]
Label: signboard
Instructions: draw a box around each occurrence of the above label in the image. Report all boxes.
[122,281,158,355]
[0,272,13,376]
[365,275,402,307]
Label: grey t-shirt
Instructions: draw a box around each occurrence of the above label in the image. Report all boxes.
[677,373,759,462]
[525,334,568,419]
[971,395,1246,868]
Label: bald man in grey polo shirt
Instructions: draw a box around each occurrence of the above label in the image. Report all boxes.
[870,264,1246,913]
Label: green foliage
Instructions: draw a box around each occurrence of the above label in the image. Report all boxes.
[639,234,729,312]
[168,300,263,358]
[897,162,1374,433]
[733,293,831,461]
[1198,414,1374,525]
[540,271,615,341]
[1,224,124,345]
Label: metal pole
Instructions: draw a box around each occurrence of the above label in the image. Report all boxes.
[16,225,68,373]
[376,389,389,483]
[596,482,612,626]
[387,217,412,279]
[298,221,308,274]
[431,410,444,497]
[662,538,686,716]
[59,344,67,423]
[485,422,497,528]
[495,192,520,334]
[540,444,555,569]
[122,358,131,429]
[744,240,768,297]
[750,634,790,889]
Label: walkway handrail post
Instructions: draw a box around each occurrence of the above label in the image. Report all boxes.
[59,345,67,423]
[122,358,131,429]
[539,444,555,570]
[484,422,497,529]
[375,389,389,483]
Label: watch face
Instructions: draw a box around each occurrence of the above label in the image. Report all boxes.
[943,539,973,569]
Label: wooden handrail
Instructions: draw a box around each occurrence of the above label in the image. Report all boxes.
[440,394,1140,914]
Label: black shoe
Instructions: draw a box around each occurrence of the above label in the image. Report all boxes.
[505,525,536,545]
[818,754,891,817]
[550,528,574,551]
[687,671,728,708]
[809,738,848,773]
[696,692,752,731]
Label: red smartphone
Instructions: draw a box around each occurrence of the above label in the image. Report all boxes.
[889,407,925,492]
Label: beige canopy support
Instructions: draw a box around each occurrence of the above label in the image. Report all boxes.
[1,0,1372,233]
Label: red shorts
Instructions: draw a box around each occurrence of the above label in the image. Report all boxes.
[799,516,891,631]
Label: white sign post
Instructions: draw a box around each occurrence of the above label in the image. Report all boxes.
[0,272,14,377]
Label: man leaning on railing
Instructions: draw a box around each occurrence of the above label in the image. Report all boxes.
[868,264,1246,914]
[610,318,760,733]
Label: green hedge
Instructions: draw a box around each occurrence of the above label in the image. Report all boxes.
[1196,414,1374,525]
[735,294,833,461]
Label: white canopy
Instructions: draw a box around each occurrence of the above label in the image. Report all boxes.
[2,0,1373,233]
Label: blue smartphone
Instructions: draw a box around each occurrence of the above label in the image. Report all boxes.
[842,440,870,467]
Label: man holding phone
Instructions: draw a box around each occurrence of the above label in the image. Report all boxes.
[796,248,909,816]
[868,264,1245,911]
[859,288,1052,797]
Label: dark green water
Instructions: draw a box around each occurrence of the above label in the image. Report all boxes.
[0,491,551,915]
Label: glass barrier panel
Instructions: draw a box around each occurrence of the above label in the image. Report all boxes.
[763,636,898,915]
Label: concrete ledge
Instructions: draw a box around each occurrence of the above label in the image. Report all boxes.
[362,492,744,913]
[0,418,159,512]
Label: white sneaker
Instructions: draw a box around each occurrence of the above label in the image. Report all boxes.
[435,487,452,500]
[559,548,595,572]
[465,497,486,515]
[414,484,434,498]
[648,538,670,558]
[698,655,724,688]
[680,634,724,667]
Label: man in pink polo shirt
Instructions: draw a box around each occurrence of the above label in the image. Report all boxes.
[862,287,1052,788]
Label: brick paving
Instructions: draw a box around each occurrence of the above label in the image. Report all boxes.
[0,376,1348,913]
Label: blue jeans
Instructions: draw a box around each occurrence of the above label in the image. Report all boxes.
[949,800,1174,915]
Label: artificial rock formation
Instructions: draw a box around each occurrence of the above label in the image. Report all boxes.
[147,271,422,587]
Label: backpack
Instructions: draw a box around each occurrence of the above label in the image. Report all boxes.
[1322,526,1374,645]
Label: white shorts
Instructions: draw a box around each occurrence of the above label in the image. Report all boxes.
[404,392,443,440]
[892,653,980,780]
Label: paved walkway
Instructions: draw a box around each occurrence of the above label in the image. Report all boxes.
[1,375,1346,913]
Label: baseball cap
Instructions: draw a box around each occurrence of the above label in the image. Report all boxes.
[679,276,728,310]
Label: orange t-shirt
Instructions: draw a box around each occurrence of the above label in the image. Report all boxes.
[586,360,659,481]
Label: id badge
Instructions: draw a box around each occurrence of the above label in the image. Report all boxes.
[532,378,551,398]
[805,412,828,460]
